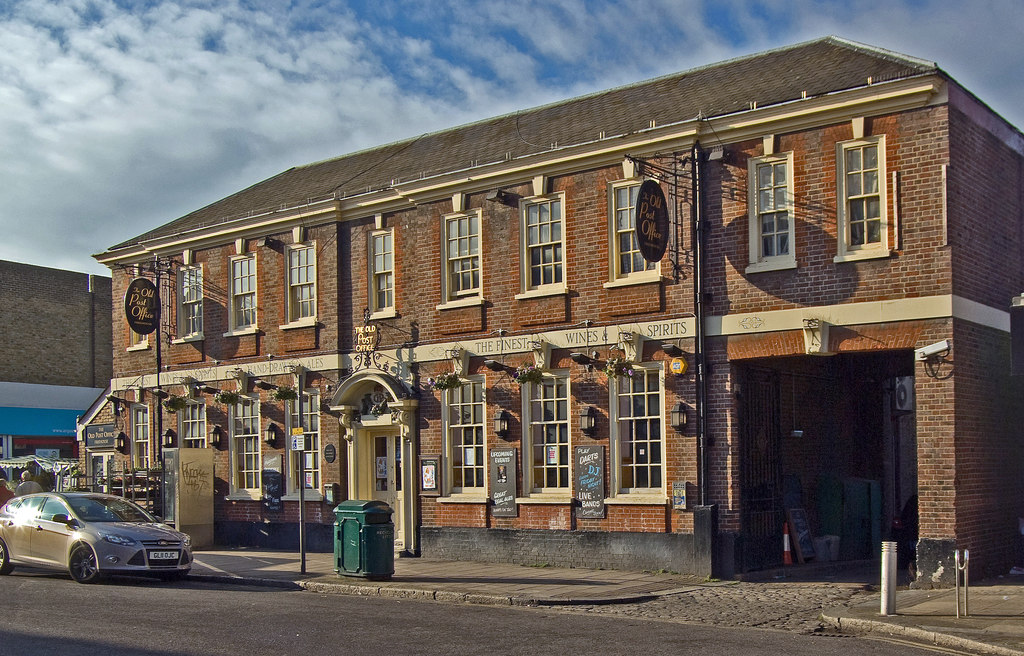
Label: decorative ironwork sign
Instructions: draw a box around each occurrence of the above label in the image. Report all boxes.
[124,277,159,335]
[355,324,379,353]
[635,179,669,263]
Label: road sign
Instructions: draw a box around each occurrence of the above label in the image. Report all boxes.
[291,434,306,451]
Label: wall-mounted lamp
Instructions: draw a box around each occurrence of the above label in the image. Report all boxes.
[116,432,128,454]
[162,429,177,448]
[151,389,169,400]
[485,189,514,205]
[661,343,684,358]
[569,352,593,366]
[200,385,219,395]
[210,426,224,449]
[493,409,510,439]
[670,402,688,431]
[255,380,278,391]
[264,423,278,447]
[483,359,506,372]
[579,406,598,436]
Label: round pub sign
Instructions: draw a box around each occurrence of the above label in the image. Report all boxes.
[635,179,669,263]
[124,277,159,335]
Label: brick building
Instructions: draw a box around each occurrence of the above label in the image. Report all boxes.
[84,37,1024,584]
[0,260,111,460]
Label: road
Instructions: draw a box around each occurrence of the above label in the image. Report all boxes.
[1,570,948,656]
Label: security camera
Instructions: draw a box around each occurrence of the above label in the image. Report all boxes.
[915,339,951,361]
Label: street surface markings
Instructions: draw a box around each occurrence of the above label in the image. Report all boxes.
[863,635,977,655]
[191,558,241,577]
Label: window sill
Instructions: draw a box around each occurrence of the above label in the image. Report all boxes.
[225,491,260,501]
[171,333,204,345]
[369,308,397,320]
[222,327,258,338]
[745,259,797,274]
[515,494,573,504]
[279,318,317,331]
[514,286,567,301]
[281,491,324,502]
[833,249,893,264]
[126,343,150,352]
[436,296,485,311]
[603,272,662,289]
[437,494,489,504]
[605,495,667,505]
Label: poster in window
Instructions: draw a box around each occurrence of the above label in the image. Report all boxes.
[464,447,476,467]
[420,456,439,495]
[546,445,558,465]
[375,456,388,479]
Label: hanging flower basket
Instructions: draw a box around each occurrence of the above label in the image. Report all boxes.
[604,357,638,379]
[512,363,544,385]
[273,386,298,402]
[370,400,391,416]
[426,371,463,391]
[162,394,189,414]
[214,390,242,405]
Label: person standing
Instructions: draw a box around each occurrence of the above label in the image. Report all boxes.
[0,476,14,506]
[15,470,43,496]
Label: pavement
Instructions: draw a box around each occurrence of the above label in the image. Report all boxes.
[189,548,1024,655]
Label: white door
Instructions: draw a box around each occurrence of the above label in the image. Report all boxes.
[89,453,115,493]
[369,433,404,550]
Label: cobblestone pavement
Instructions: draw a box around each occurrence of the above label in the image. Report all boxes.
[560,581,877,634]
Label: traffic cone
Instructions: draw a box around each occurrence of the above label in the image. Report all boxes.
[783,522,793,565]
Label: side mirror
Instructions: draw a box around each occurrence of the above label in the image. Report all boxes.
[52,513,77,527]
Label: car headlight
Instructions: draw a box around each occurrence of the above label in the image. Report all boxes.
[182,534,192,548]
[100,533,137,546]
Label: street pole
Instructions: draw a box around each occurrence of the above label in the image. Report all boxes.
[297,386,306,575]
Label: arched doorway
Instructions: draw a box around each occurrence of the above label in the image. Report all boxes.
[329,372,418,554]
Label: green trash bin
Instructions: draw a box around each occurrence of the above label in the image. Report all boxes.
[333,500,395,580]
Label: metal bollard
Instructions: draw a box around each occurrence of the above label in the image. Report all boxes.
[880,541,898,615]
[955,549,970,618]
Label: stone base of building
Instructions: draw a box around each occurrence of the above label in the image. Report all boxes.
[216,521,334,552]
[419,526,704,574]
[914,538,957,588]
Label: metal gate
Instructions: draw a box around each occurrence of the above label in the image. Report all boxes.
[739,366,783,572]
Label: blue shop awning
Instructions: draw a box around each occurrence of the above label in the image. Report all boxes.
[0,406,84,436]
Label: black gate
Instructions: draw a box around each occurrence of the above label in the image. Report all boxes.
[739,366,783,572]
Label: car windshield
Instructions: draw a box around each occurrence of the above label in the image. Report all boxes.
[66,496,156,523]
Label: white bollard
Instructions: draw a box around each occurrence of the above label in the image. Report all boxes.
[881,541,898,615]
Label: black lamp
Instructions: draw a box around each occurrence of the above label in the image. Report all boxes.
[210,426,224,448]
[670,402,688,431]
[483,359,506,372]
[255,380,278,391]
[579,406,597,436]
[162,429,176,447]
[264,423,278,446]
[115,432,128,453]
[493,409,510,439]
[569,352,593,366]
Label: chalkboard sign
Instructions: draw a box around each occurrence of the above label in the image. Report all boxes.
[787,508,816,563]
[490,447,517,517]
[574,445,605,519]
[262,454,283,512]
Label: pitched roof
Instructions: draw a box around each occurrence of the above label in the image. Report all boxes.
[104,36,937,254]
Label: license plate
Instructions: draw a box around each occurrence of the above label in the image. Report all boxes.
[149,550,179,560]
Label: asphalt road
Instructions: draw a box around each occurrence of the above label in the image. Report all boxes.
[0,570,945,656]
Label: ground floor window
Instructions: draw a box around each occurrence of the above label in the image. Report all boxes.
[446,378,485,493]
[526,374,570,492]
[615,368,663,491]
[288,391,320,493]
[233,396,261,492]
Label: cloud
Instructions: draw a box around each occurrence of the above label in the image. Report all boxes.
[0,0,1019,276]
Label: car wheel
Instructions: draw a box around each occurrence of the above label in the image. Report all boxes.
[68,544,103,584]
[0,538,13,575]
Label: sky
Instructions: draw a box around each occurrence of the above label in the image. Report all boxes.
[1,0,1021,277]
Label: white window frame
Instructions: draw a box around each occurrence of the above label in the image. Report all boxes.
[521,371,572,498]
[438,210,483,309]
[226,254,258,335]
[127,328,149,351]
[369,229,395,318]
[179,400,207,448]
[516,193,567,299]
[285,390,321,499]
[130,404,151,469]
[608,367,666,501]
[442,377,487,497]
[746,152,797,273]
[835,135,889,262]
[284,243,317,327]
[175,264,204,341]
[229,395,261,497]
[606,180,659,286]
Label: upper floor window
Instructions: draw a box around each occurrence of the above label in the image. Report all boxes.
[445,378,485,494]
[177,265,203,338]
[287,391,320,495]
[746,153,796,273]
[232,396,261,493]
[609,181,656,282]
[521,195,565,294]
[525,373,570,493]
[229,255,257,331]
[131,404,150,469]
[836,136,888,262]
[369,230,394,314]
[613,369,663,494]
[127,328,148,350]
[286,244,317,323]
[442,211,481,303]
[179,401,206,448]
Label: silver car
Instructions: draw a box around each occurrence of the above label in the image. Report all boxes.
[0,492,192,583]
